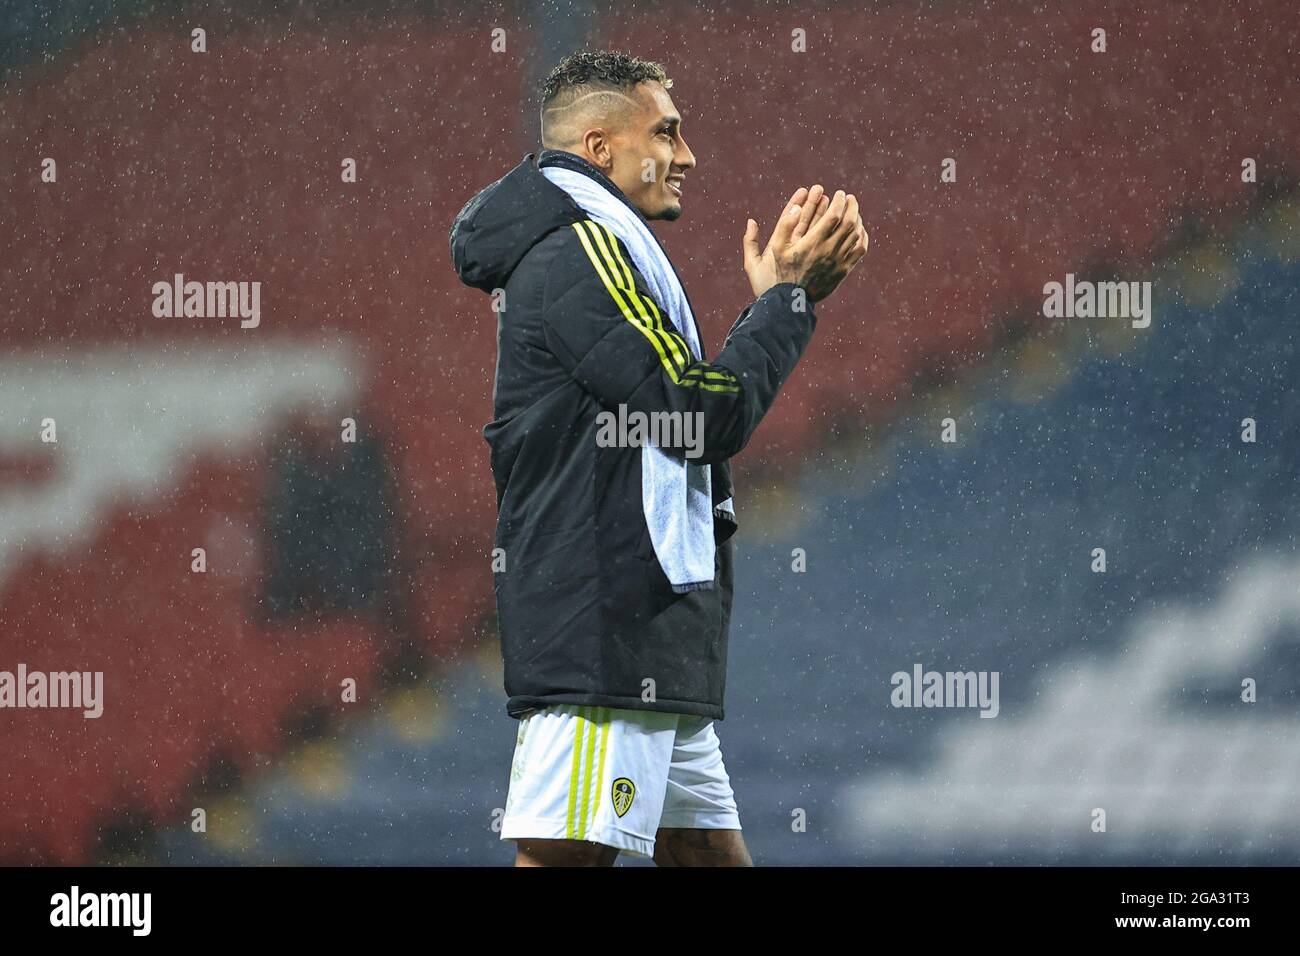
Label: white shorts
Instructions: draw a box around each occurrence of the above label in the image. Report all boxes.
[500,703,741,859]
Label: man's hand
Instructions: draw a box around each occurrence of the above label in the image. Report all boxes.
[742,184,869,302]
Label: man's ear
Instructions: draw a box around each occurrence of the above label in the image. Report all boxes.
[580,128,614,171]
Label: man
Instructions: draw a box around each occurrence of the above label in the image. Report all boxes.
[450,50,866,866]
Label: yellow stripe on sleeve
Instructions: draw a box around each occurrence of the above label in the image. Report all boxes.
[571,223,683,382]
[591,223,690,374]
[569,220,742,395]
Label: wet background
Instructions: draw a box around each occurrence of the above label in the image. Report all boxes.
[1,0,1297,864]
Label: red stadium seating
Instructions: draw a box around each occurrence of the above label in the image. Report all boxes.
[0,6,529,862]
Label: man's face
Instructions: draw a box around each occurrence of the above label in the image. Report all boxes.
[606,81,696,221]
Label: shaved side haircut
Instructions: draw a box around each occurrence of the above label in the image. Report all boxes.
[539,50,673,148]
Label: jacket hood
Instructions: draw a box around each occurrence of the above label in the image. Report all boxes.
[450,153,585,292]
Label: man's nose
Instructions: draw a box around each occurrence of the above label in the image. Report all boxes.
[675,136,696,170]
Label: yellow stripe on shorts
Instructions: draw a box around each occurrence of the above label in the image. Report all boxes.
[589,709,612,830]
[563,706,614,841]
[565,708,586,839]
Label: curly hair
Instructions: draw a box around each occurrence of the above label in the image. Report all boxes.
[539,50,673,138]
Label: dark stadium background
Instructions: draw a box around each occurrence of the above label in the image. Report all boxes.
[1,0,1297,865]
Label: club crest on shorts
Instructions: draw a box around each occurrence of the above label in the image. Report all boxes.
[611,777,636,817]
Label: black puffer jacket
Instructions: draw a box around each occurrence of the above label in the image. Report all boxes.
[451,149,818,720]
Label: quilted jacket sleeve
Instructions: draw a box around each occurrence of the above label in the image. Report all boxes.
[539,219,818,465]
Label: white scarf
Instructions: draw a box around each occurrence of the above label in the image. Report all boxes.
[541,164,732,592]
